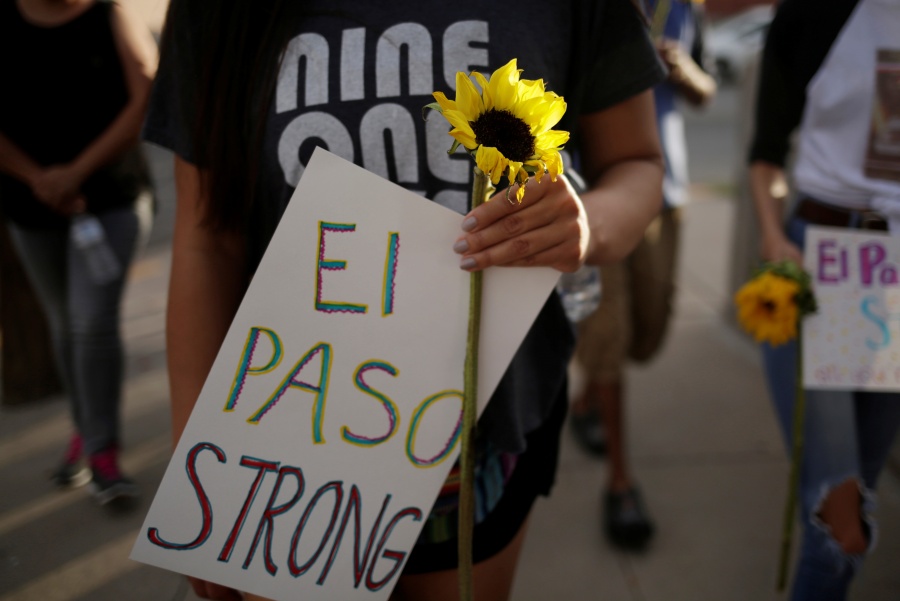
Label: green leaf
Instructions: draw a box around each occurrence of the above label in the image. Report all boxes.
[421,102,443,121]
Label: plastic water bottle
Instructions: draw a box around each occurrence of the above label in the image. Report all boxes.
[70,214,122,285]
[556,265,602,323]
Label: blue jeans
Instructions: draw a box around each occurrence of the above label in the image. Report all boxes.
[762,215,900,600]
[8,199,152,456]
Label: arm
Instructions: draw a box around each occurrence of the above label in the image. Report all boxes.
[167,157,248,444]
[452,90,663,271]
[0,132,42,188]
[658,39,717,107]
[579,90,664,265]
[747,0,806,265]
[168,158,247,601]
[31,3,158,206]
[750,161,801,263]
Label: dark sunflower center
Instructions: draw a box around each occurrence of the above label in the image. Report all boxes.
[761,300,777,314]
[472,109,535,162]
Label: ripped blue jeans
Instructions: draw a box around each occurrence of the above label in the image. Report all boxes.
[762,215,900,600]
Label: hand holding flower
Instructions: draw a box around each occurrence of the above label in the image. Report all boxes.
[760,229,804,265]
[428,58,573,601]
[453,173,590,272]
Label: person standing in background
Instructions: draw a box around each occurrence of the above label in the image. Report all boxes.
[0,0,157,505]
[569,0,716,550]
[749,0,900,598]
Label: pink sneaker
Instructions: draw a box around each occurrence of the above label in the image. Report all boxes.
[50,433,90,488]
[89,447,138,505]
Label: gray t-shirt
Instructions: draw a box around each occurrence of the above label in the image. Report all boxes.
[145,0,665,453]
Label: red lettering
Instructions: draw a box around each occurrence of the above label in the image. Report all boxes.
[219,457,280,563]
[147,442,225,550]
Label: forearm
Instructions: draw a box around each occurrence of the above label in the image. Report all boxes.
[672,57,717,107]
[167,159,247,445]
[167,247,247,444]
[69,2,156,180]
[0,132,41,187]
[583,156,664,265]
[69,100,149,179]
[749,161,787,241]
[749,160,802,262]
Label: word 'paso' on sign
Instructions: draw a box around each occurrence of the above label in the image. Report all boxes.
[223,326,464,467]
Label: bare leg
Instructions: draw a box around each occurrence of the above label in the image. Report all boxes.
[818,479,868,555]
[596,380,629,492]
[595,379,654,549]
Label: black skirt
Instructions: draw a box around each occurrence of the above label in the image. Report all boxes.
[401,383,568,574]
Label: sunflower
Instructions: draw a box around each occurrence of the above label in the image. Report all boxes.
[734,271,802,347]
[428,59,569,202]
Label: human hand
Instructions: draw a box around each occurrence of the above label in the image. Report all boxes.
[61,194,87,216]
[655,38,682,68]
[31,164,87,210]
[760,231,803,265]
[656,39,691,82]
[187,576,244,600]
[452,174,589,273]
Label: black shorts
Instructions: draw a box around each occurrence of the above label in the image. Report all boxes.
[401,383,568,574]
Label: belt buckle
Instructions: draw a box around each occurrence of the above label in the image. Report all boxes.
[860,210,887,231]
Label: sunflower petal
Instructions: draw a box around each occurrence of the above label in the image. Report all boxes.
[532,97,567,134]
[476,145,508,185]
[455,71,483,121]
[507,160,524,184]
[542,151,563,180]
[535,129,570,149]
[449,129,478,149]
[526,159,545,183]
[472,71,493,111]
[490,59,520,111]
[443,110,476,138]
[432,92,457,113]
[518,78,545,102]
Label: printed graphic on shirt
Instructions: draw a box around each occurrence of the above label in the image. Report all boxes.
[866,49,900,183]
[272,20,491,214]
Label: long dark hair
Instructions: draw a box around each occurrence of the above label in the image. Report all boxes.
[158,0,298,231]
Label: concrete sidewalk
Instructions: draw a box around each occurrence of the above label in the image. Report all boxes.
[1,150,898,600]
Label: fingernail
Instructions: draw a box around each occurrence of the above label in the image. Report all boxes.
[460,257,477,270]
[453,239,469,254]
[462,216,477,232]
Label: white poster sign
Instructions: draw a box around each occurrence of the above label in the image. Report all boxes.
[803,225,900,390]
[131,149,560,600]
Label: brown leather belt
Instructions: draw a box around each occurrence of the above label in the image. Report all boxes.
[795,198,888,231]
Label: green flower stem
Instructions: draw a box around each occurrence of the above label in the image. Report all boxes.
[777,332,805,592]
[459,168,490,601]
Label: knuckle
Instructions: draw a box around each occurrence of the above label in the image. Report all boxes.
[512,237,531,256]
[561,198,580,217]
[563,245,581,264]
[502,214,524,235]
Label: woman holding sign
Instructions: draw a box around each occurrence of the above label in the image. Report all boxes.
[146,0,665,599]
[748,0,900,598]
